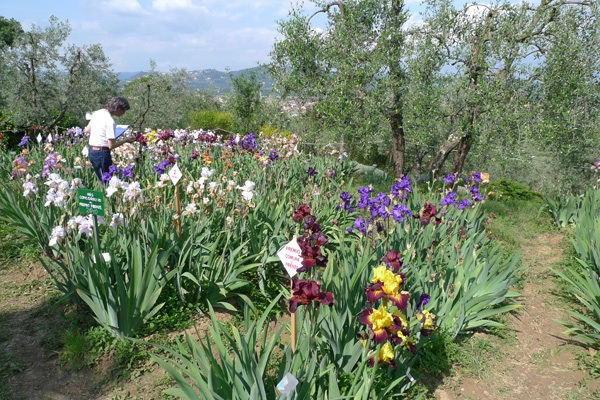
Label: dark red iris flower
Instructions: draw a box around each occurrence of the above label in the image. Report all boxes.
[415,202,442,226]
[381,250,404,272]
[289,278,334,313]
[292,204,311,222]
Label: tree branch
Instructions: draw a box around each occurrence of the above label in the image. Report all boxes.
[307,1,346,25]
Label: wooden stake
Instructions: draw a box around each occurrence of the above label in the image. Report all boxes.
[291,279,297,353]
[175,183,182,235]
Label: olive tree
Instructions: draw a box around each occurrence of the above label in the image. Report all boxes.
[0,16,118,136]
[417,0,598,178]
[227,69,264,134]
[268,0,411,177]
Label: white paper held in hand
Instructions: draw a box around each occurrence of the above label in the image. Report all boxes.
[115,125,130,138]
[169,164,182,186]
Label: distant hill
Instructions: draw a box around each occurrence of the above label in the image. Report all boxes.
[117,67,274,95]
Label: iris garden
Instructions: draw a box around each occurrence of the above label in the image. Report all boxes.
[0,126,565,398]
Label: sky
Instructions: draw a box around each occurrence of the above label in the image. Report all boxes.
[1,0,517,73]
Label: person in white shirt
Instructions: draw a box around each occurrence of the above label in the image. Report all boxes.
[86,96,136,182]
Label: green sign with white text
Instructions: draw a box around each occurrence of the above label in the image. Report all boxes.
[78,188,105,216]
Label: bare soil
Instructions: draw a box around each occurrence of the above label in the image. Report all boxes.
[1,232,598,399]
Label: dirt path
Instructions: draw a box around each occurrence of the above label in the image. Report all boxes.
[435,232,599,400]
[0,263,104,400]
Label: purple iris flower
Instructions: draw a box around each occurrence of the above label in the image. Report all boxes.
[443,174,456,185]
[353,218,368,233]
[391,175,412,198]
[339,191,355,211]
[122,164,134,179]
[470,186,483,202]
[375,192,391,207]
[269,149,279,161]
[153,159,172,175]
[42,153,58,177]
[370,203,389,219]
[417,293,430,309]
[101,172,112,184]
[391,204,412,223]
[240,133,258,150]
[357,186,373,209]
[458,198,473,210]
[440,192,458,207]
[18,136,29,147]
[307,167,317,176]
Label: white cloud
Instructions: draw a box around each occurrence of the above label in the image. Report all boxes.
[102,0,144,13]
[152,0,195,12]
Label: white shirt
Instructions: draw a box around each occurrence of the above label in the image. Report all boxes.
[88,108,116,147]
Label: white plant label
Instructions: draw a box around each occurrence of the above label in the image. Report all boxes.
[36,133,42,143]
[169,164,182,186]
[277,238,303,278]
[276,372,299,395]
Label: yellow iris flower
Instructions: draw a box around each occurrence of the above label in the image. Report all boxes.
[372,265,403,295]
[378,342,395,363]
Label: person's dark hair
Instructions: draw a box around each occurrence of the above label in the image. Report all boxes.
[105,96,130,113]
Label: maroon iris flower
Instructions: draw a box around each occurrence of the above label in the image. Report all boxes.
[297,236,328,272]
[415,202,442,226]
[292,204,311,222]
[135,132,148,147]
[381,250,404,272]
[289,278,335,313]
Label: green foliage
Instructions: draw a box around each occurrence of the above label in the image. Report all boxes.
[122,66,205,130]
[151,299,285,399]
[260,124,292,139]
[488,179,542,201]
[1,16,119,134]
[0,223,39,270]
[554,189,600,347]
[543,194,581,228]
[0,17,23,48]
[228,70,264,134]
[267,0,408,174]
[187,109,233,131]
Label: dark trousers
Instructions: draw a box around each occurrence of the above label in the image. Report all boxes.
[88,147,112,182]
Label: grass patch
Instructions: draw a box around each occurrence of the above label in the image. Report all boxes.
[483,198,554,249]
[0,224,40,270]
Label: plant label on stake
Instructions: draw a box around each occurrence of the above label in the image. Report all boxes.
[276,372,299,395]
[78,188,105,217]
[46,133,53,143]
[36,133,42,143]
[168,163,182,186]
[277,238,303,352]
[277,238,303,278]
[169,164,182,234]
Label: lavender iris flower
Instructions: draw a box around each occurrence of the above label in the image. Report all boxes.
[18,136,29,147]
